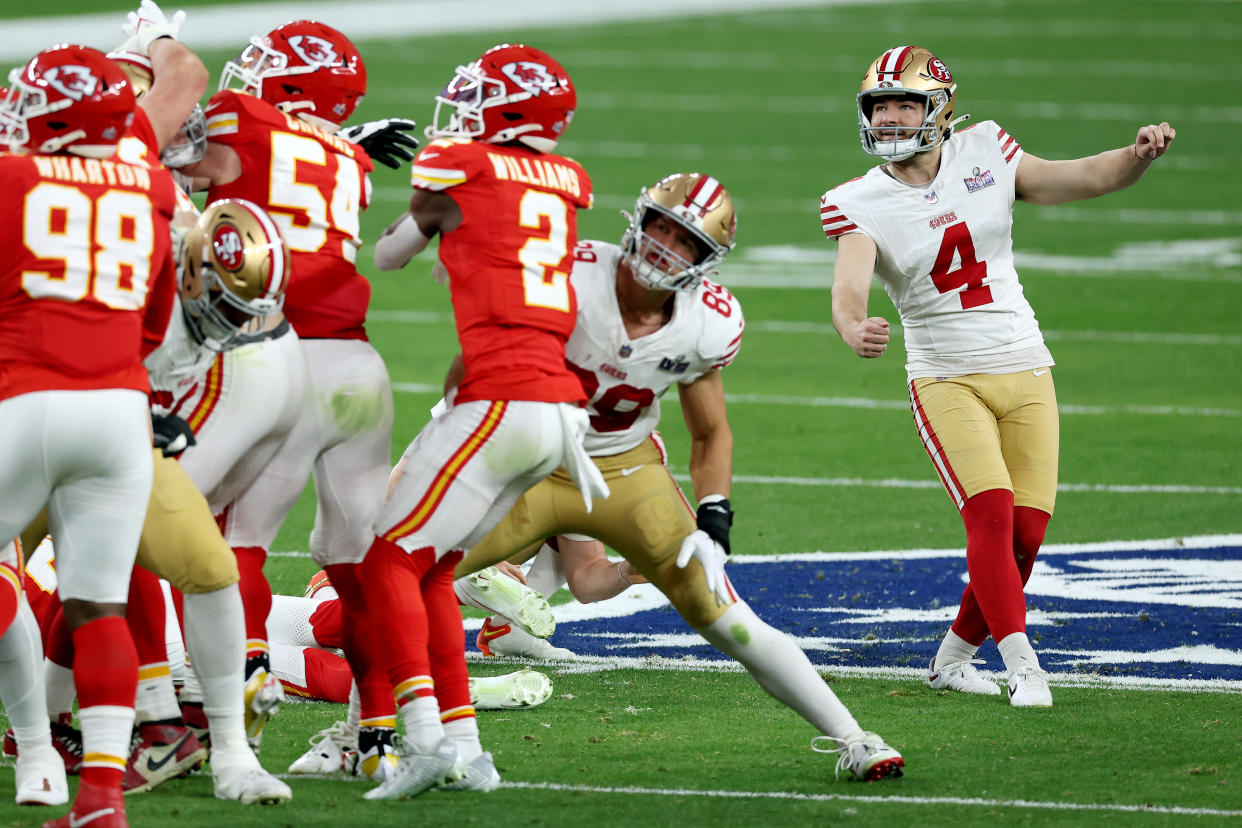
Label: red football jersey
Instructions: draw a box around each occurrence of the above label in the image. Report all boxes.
[203,90,375,340]
[0,128,178,403]
[409,139,592,404]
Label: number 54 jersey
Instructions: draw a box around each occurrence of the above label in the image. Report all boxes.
[820,120,1052,379]
[567,241,744,456]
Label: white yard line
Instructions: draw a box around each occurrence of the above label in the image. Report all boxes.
[501,781,1242,818]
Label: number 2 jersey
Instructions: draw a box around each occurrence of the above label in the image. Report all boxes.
[410,138,592,405]
[0,107,178,403]
[567,241,744,456]
[203,89,374,340]
[820,120,1054,380]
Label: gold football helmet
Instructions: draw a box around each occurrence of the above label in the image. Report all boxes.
[857,45,962,161]
[621,172,736,291]
[107,49,207,167]
[180,198,290,351]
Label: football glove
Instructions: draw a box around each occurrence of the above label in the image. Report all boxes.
[676,530,729,602]
[123,0,187,54]
[338,118,419,169]
[152,413,196,457]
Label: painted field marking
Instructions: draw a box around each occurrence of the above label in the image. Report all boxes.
[502,781,1242,818]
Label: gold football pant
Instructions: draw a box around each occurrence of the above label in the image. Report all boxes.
[22,450,239,594]
[457,436,730,628]
[910,369,1059,514]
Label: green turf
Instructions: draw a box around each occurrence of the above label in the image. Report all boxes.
[2,0,1241,825]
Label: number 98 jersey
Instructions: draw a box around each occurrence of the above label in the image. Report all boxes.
[567,240,744,456]
[821,120,1052,379]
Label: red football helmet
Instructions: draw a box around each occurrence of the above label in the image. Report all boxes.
[219,20,366,126]
[429,43,576,153]
[0,44,135,157]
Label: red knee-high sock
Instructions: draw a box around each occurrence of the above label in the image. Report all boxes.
[358,539,434,707]
[0,562,19,636]
[424,552,471,721]
[1013,506,1050,583]
[954,489,1025,643]
[46,606,75,668]
[951,502,1051,645]
[325,559,396,725]
[126,566,168,669]
[302,648,353,704]
[234,546,272,662]
[72,616,138,789]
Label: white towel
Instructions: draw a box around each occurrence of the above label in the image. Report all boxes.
[557,404,610,513]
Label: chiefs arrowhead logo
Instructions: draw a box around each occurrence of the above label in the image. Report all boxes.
[288,35,341,68]
[500,61,560,97]
[43,65,100,101]
[212,224,246,272]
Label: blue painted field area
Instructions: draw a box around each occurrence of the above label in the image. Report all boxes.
[533,538,1242,689]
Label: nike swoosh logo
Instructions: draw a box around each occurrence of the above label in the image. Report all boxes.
[1033,369,1048,377]
[620,465,644,477]
[69,807,118,828]
[928,673,940,682]
[146,732,191,772]
[1008,683,1018,698]
[420,152,440,160]
[479,624,511,642]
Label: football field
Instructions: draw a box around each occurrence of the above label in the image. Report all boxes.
[1,1,1240,826]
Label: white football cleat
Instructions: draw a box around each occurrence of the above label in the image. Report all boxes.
[438,751,500,792]
[362,736,463,800]
[476,618,574,660]
[457,567,555,639]
[350,728,400,782]
[812,731,905,782]
[1007,665,1053,707]
[14,743,69,805]
[243,667,285,750]
[212,757,293,804]
[470,669,553,710]
[927,657,1001,696]
[288,720,357,776]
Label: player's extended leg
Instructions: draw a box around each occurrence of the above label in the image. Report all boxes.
[912,375,1052,706]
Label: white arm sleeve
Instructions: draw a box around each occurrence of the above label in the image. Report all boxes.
[374,213,430,271]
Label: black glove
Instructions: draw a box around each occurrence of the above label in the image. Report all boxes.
[695,498,734,555]
[152,413,196,457]
[337,118,420,169]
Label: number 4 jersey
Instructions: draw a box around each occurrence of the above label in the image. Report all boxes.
[411,138,593,405]
[820,120,1053,380]
[567,240,744,456]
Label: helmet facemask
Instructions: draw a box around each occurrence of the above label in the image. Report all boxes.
[160,103,207,167]
[858,89,953,162]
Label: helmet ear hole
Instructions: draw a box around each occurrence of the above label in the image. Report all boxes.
[500,112,523,122]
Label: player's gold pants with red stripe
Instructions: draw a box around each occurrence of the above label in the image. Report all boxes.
[909,369,1059,514]
[458,435,731,629]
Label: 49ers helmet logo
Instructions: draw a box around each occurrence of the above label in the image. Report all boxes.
[42,65,100,101]
[287,35,340,67]
[926,57,952,83]
[212,224,246,271]
[500,61,559,96]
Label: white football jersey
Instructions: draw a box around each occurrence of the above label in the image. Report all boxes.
[145,298,216,418]
[568,241,744,456]
[821,120,1053,379]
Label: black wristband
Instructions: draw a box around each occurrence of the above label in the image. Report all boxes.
[696,498,733,555]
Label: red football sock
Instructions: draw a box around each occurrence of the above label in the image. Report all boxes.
[234,546,272,659]
[951,502,1051,645]
[955,488,1025,643]
[72,616,138,789]
[303,648,353,704]
[46,607,75,668]
[325,559,395,723]
[358,539,433,704]
[125,566,168,667]
[424,552,471,720]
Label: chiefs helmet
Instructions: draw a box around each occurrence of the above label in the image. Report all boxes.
[429,43,575,153]
[180,198,290,351]
[857,45,961,161]
[219,20,366,127]
[621,173,736,292]
[0,44,134,158]
[107,50,207,167]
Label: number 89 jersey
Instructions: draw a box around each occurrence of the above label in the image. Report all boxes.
[567,241,744,456]
[821,120,1052,379]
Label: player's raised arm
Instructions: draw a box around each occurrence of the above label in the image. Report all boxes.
[830,232,889,358]
[1015,122,1176,206]
[373,189,461,271]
